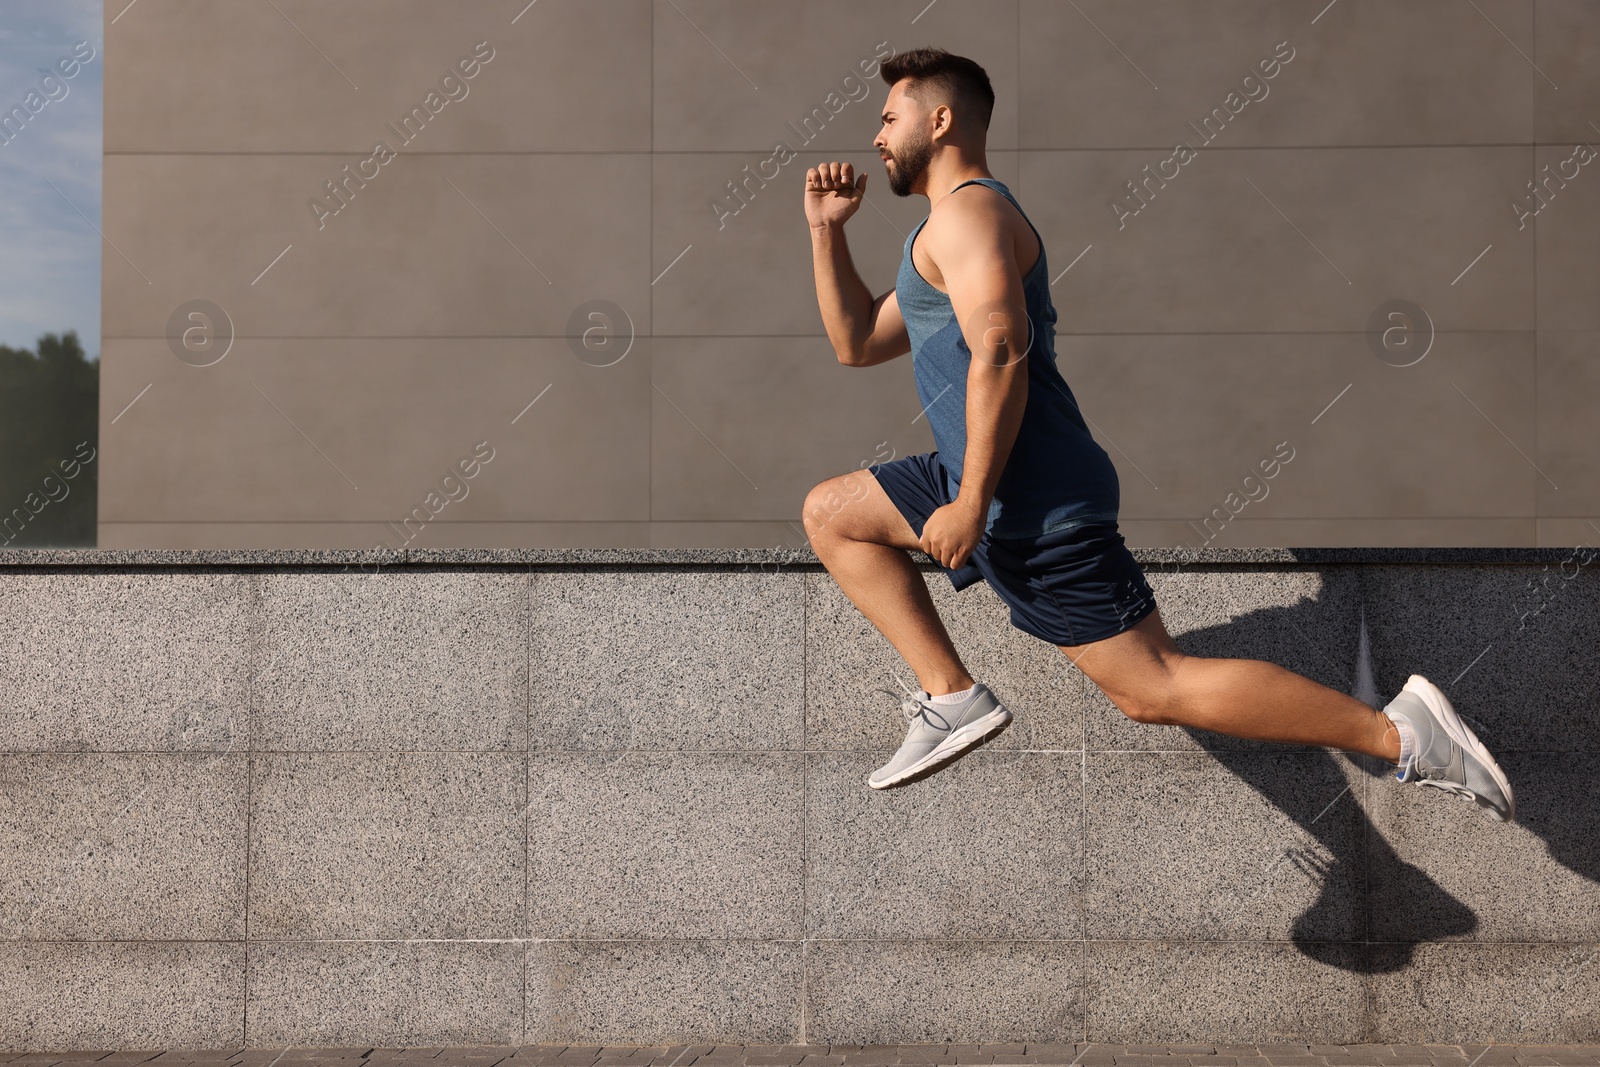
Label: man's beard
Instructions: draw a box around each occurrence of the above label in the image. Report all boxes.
[885,127,933,197]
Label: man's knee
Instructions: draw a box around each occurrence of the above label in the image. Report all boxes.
[1114,688,1182,725]
[800,481,845,538]
[1093,658,1188,725]
[801,473,872,539]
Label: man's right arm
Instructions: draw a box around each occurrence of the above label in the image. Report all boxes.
[810,222,910,367]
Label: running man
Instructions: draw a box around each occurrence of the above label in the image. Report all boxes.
[802,47,1515,818]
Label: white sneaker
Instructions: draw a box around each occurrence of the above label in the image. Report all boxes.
[867,675,1013,790]
[1384,673,1515,822]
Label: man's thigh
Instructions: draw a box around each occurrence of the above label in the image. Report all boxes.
[1058,606,1183,711]
[802,468,923,553]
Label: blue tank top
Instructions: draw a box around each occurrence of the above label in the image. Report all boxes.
[896,176,1120,539]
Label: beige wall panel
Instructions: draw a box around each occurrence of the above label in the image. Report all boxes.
[1534,0,1600,144]
[649,336,935,523]
[97,338,650,527]
[1061,331,1536,523]
[103,0,650,153]
[1533,142,1600,332]
[1022,147,1535,335]
[1121,517,1539,549]
[652,0,1018,153]
[102,153,650,339]
[1021,0,1533,149]
[1535,330,1600,517]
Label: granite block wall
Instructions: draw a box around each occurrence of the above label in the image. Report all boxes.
[0,549,1595,1049]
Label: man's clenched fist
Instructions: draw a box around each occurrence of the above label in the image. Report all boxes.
[805,161,868,229]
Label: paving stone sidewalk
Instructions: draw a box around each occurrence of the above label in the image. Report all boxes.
[2,1045,1599,1067]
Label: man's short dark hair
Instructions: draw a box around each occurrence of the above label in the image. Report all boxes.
[880,47,995,134]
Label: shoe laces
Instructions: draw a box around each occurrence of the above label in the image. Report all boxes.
[1413,762,1483,805]
[875,668,943,726]
[1417,777,1478,803]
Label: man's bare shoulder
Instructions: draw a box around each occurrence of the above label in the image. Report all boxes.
[921,183,1026,273]
[926,181,1011,237]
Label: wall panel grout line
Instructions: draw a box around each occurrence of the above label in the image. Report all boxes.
[800,571,809,1044]
[524,567,533,1043]
[648,0,655,537]
[1525,140,1540,539]
[242,569,259,1044]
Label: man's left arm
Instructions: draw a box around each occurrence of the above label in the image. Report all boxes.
[917,195,1031,569]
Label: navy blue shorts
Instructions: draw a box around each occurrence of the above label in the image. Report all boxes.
[868,451,1158,646]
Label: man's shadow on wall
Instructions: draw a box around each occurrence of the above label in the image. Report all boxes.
[1139,565,1600,975]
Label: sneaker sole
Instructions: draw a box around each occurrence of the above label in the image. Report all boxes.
[867,706,1014,790]
[1403,673,1516,822]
